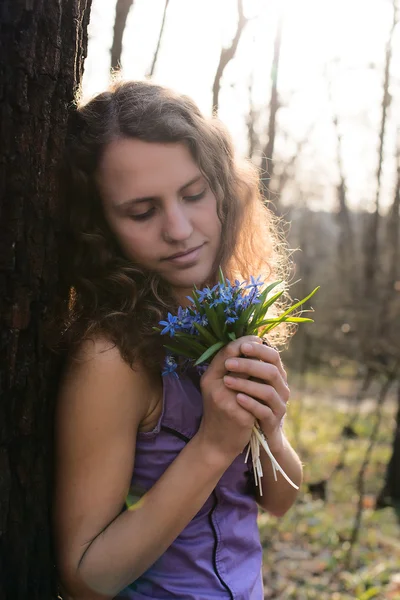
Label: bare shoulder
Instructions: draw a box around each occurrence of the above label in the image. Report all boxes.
[58,336,153,421]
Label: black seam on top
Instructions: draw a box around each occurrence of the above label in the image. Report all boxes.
[209,491,235,600]
[160,425,191,443]
[161,426,234,597]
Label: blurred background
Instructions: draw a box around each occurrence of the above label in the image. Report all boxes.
[82,1,400,597]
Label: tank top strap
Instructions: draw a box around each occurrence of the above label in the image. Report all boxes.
[137,369,204,442]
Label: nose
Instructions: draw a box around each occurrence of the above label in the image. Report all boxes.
[162,203,193,243]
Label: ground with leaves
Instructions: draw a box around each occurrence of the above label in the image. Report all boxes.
[259,372,400,599]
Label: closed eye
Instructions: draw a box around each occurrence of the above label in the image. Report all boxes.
[129,189,206,221]
[184,190,206,202]
[129,207,156,221]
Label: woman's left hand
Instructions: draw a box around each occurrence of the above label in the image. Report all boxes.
[222,339,290,453]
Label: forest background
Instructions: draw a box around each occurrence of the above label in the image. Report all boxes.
[0,0,399,599]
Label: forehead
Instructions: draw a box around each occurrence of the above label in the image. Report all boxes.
[97,138,201,202]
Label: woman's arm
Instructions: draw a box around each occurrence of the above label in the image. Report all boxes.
[53,337,255,599]
[222,340,303,516]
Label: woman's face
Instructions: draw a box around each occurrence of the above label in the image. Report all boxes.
[97,138,222,303]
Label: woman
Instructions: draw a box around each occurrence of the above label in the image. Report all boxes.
[53,79,303,599]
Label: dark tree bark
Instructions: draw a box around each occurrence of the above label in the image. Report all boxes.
[376,380,400,507]
[147,0,170,78]
[362,1,398,295]
[111,0,134,71]
[260,15,283,202]
[212,0,248,114]
[0,1,92,598]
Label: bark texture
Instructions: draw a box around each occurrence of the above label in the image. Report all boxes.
[0,1,91,598]
[111,0,134,71]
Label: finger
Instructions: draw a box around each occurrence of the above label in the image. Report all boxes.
[235,393,278,425]
[225,357,289,402]
[206,335,261,379]
[241,341,287,383]
[223,376,287,416]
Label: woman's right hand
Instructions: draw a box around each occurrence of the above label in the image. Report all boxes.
[196,335,260,463]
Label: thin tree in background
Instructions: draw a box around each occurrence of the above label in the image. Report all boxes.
[246,72,260,159]
[111,0,134,71]
[0,1,92,598]
[376,131,400,507]
[325,63,357,303]
[212,0,248,113]
[362,0,398,296]
[147,0,170,78]
[260,14,283,202]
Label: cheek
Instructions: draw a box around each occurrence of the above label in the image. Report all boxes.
[202,197,221,240]
[113,221,157,262]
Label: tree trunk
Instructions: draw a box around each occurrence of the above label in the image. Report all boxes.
[260,15,283,203]
[362,2,398,295]
[111,0,134,71]
[212,0,247,114]
[147,0,170,78]
[376,380,400,506]
[0,1,92,598]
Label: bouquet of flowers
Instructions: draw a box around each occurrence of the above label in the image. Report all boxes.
[156,269,318,493]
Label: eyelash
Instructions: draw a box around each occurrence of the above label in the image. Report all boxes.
[129,190,206,222]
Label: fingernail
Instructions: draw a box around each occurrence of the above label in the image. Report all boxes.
[224,375,236,385]
[241,343,252,353]
[225,358,239,369]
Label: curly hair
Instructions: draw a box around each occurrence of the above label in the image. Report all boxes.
[57,79,292,374]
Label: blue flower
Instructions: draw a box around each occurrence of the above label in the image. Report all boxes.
[159,312,178,337]
[162,355,179,378]
[225,316,238,324]
[245,275,264,289]
[197,287,214,303]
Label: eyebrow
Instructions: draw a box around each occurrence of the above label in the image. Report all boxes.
[114,174,204,212]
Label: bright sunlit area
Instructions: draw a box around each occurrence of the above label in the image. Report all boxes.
[83,0,400,213]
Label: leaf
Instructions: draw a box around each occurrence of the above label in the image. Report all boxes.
[252,281,282,319]
[260,287,319,335]
[358,587,380,600]
[192,322,218,345]
[250,316,314,330]
[203,303,224,339]
[235,302,257,330]
[228,332,236,341]
[194,341,225,365]
[164,344,198,359]
[173,334,207,355]
[248,290,284,329]
[191,286,203,314]
[218,266,225,286]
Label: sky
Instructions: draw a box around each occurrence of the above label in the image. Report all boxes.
[82,0,400,212]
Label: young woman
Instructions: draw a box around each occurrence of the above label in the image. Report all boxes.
[53,80,303,600]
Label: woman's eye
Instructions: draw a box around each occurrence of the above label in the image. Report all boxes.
[129,208,155,221]
[185,190,206,202]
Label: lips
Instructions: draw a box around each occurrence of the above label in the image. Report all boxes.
[164,244,203,260]
[163,243,204,265]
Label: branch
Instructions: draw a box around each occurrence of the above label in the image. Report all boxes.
[260,14,283,200]
[147,0,170,78]
[212,0,248,113]
[110,0,134,71]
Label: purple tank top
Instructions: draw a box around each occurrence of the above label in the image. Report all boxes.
[118,368,263,599]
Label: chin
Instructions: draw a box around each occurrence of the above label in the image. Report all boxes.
[164,263,213,291]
